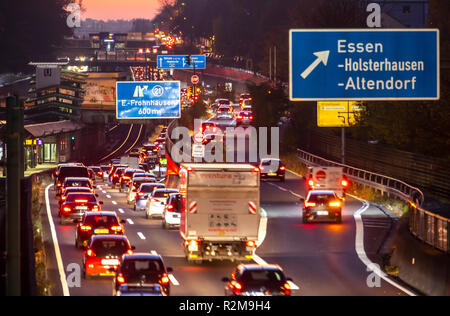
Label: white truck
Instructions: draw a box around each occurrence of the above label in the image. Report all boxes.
[179,163,261,263]
[306,166,349,198]
[120,156,139,169]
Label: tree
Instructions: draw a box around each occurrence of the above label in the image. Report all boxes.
[0,0,73,73]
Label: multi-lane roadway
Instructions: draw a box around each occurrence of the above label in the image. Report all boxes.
[42,167,415,296]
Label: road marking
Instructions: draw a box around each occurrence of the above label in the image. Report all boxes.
[168,274,180,286]
[106,195,112,199]
[126,219,134,225]
[112,201,117,205]
[45,184,70,296]
[256,208,268,247]
[137,232,146,240]
[117,208,125,214]
[267,182,304,199]
[352,197,416,296]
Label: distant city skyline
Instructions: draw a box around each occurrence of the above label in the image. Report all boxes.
[82,0,161,21]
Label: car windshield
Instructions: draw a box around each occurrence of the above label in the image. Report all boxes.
[241,270,285,283]
[91,239,128,257]
[140,184,164,193]
[66,194,97,203]
[84,214,119,226]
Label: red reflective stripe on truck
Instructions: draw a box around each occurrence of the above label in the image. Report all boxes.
[189,201,198,214]
[249,201,257,214]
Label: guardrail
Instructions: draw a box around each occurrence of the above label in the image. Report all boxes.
[296,147,449,253]
[409,202,450,254]
[296,148,424,205]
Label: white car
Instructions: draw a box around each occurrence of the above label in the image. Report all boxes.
[162,193,182,229]
[146,189,178,219]
[135,183,165,212]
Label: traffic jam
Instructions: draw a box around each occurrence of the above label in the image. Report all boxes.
[47,91,353,297]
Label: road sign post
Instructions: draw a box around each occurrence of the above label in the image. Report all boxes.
[290,29,439,101]
[116,81,181,119]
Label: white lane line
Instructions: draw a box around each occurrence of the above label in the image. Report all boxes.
[106,195,112,199]
[117,208,125,214]
[112,201,117,205]
[287,169,303,178]
[45,184,70,296]
[267,182,304,199]
[352,197,417,296]
[168,274,180,286]
[126,219,134,225]
[137,232,146,240]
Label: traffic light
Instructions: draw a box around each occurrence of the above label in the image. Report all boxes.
[186,55,191,66]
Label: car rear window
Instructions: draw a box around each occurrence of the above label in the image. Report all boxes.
[153,190,178,198]
[241,270,285,283]
[122,259,163,273]
[84,214,119,226]
[91,239,128,257]
[308,194,336,204]
[140,184,165,193]
[66,194,97,203]
[65,179,91,188]
[64,188,91,195]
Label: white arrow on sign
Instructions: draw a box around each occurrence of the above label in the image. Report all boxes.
[301,50,330,79]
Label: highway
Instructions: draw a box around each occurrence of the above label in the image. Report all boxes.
[43,166,414,296]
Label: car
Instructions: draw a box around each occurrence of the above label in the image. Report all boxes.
[214,99,230,109]
[83,235,135,279]
[55,165,89,192]
[259,158,286,182]
[202,133,224,145]
[112,253,173,296]
[59,193,103,225]
[146,189,178,219]
[236,111,254,126]
[217,105,233,115]
[115,284,167,296]
[59,187,93,207]
[111,167,126,189]
[239,93,252,102]
[75,211,126,249]
[222,264,293,296]
[242,105,252,112]
[154,138,166,146]
[143,144,159,157]
[300,190,343,224]
[119,168,145,192]
[127,177,157,205]
[108,164,127,183]
[162,193,182,229]
[89,166,104,181]
[135,183,165,212]
[59,177,94,196]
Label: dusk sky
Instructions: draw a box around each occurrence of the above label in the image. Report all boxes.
[82,0,162,20]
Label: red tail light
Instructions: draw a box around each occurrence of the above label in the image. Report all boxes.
[75,199,88,204]
[86,249,95,257]
[246,240,256,247]
[127,249,134,255]
[117,274,125,284]
[137,192,144,197]
[250,116,254,120]
[92,205,99,212]
[341,178,349,188]
[63,207,71,213]
[61,196,67,201]
[57,182,62,187]
[305,202,316,207]
[167,205,174,212]
[80,225,92,232]
[232,281,242,295]
[161,274,170,285]
[280,166,286,171]
[329,201,341,207]
[283,282,291,295]
[307,178,315,187]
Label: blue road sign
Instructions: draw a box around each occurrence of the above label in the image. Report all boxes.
[157,55,206,70]
[289,29,439,101]
[116,81,181,119]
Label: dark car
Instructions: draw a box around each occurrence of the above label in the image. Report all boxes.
[217,105,232,115]
[154,138,166,146]
[119,168,145,192]
[59,187,93,207]
[259,158,286,182]
[300,190,343,224]
[59,177,94,196]
[111,167,126,189]
[135,183,165,211]
[222,264,293,296]
[59,193,103,225]
[113,253,173,296]
[56,166,89,192]
[89,166,104,181]
[75,211,126,249]
[108,164,127,183]
[83,235,135,279]
[236,111,254,126]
